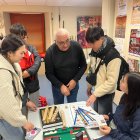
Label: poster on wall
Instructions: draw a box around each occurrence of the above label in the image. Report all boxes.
[77,16,101,48]
[114,38,125,55]
[129,29,140,56]
[115,16,127,38]
[131,0,140,25]
[117,0,127,16]
[128,58,140,72]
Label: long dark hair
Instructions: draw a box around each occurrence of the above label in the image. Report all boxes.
[0,34,25,56]
[122,72,140,117]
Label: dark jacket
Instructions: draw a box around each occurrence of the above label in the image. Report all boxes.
[109,95,140,140]
[23,45,41,93]
[44,41,87,88]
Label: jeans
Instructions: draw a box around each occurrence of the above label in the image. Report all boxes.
[29,90,40,107]
[94,93,115,114]
[52,83,79,104]
[0,120,25,140]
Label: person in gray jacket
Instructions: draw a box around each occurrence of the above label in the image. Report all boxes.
[10,23,41,107]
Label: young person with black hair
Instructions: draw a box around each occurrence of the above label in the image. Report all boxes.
[86,27,121,114]
[99,72,140,140]
[10,23,41,107]
[0,34,34,140]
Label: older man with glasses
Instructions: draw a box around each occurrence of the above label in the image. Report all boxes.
[44,28,87,105]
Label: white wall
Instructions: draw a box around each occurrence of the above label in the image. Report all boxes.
[0,5,101,51]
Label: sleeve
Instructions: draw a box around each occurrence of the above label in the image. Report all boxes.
[94,58,121,97]
[109,112,140,140]
[0,70,27,127]
[73,44,87,82]
[26,46,41,76]
[44,48,63,88]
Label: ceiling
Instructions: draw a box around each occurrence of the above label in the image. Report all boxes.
[0,0,102,7]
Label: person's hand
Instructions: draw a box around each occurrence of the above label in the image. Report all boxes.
[103,115,109,121]
[22,70,30,78]
[87,87,92,97]
[23,122,34,132]
[67,80,76,91]
[99,125,111,135]
[26,101,37,112]
[86,94,96,106]
[60,85,70,96]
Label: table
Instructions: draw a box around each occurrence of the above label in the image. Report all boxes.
[28,101,104,140]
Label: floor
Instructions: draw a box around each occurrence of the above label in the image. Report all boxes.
[38,74,116,112]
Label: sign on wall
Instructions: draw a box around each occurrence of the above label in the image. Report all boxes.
[131,0,140,25]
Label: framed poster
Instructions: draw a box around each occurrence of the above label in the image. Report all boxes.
[115,16,127,38]
[129,29,140,56]
[77,16,101,48]
[117,0,127,16]
[131,0,140,25]
[128,58,140,72]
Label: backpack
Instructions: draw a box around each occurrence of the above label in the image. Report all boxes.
[102,48,129,91]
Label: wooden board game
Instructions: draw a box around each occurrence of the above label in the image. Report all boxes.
[40,106,63,129]
[43,127,90,140]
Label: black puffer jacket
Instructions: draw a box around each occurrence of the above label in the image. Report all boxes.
[23,45,41,94]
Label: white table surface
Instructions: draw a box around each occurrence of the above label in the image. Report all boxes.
[28,101,104,140]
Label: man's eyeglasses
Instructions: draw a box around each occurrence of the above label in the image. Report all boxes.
[56,39,70,46]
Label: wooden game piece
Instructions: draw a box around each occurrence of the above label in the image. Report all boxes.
[50,107,59,122]
[48,106,55,122]
[43,106,49,122]
[60,110,66,128]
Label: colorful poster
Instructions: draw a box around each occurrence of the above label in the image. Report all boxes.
[115,16,127,38]
[129,29,140,56]
[131,0,140,25]
[77,16,101,48]
[118,0,127,16]
[128,58,140,72]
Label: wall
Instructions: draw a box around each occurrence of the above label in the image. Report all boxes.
[0,5,101,52]
[102,0,115,37]
[112,0,140,105]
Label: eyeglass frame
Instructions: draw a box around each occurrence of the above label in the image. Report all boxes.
[55,38,70,46]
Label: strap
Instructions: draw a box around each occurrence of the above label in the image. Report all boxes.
[94,58,104,74]
[9,70,23,100]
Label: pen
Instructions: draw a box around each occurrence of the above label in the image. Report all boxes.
[78,107,96,115]
[74,110,78,125]
[78,108,89,124]
[78,108,95,121]
[77,109,88,125]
